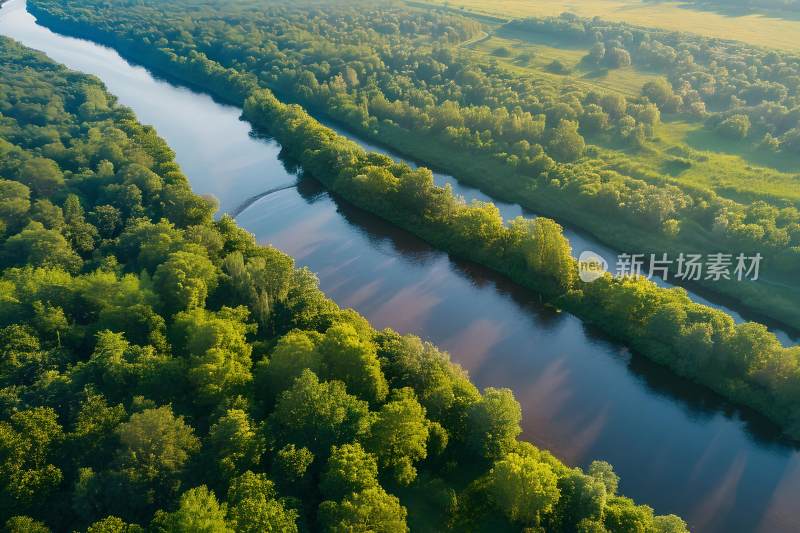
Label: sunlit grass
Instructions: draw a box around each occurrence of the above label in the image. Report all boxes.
[421,0,800,51]
[467,30,662,97]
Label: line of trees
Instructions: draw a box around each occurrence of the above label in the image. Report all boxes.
[0,34,689,532]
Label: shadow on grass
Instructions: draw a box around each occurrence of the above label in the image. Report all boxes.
[676,0,800,22]
[683,127,800,175]
[495,25,588,50]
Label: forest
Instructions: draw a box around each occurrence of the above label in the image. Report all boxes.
[0,34,696,532]
[26,0,800,331]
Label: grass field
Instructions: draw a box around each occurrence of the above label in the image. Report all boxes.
[654,121,800,205]
[593,119,800,206]
[421,0,800,51]
[467,28,664,97]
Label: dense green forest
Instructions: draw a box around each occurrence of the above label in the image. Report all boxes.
[22,0,800,440]
[27,0,800,328]
[0,35,695,532]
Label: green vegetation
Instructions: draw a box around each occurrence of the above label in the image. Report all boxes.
[27,0,800,330]
[465,29,663,97]
[0,35,690,532]
[418,0,800,51]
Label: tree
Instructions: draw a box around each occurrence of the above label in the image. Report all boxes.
[508,216,574,293]
[68,391,127,470]
[3,221,82,272]
[653,514,690,533]
[86,515,144,533]
[607,47,632,68]
[171,307,254,402]
[318,487,408,533]
[226,471,299,533]
[603,496,655,532]
[365,388,429,484]
[114,406,200,505]
[255,329,324,404]
[717,114,751,140]
[588,42,606,63]
[642,79,680,112]
[0,324,47,386]
[119,164,163,197]
[63,194,98,253]
[91,204,123,239]
[18,157,64,197]
[5,516,51,533]
[546,60,569,74]
[150,486,231,533]
[486,452,561,525]
[319,322,388,404]
[467,388,522,460]
[0,408,64,517]
[0,179,30,232]
[581,104,610,134]
[29,199,64,230]
[153,250,218,315]
[551,470,607,530]
[271,443,314,491]
[588,461,619,496]
[600,93,628,118]
[205,409,265,485]
[268,370,371,458]
[320,443,379,501]
[548,119,585,162]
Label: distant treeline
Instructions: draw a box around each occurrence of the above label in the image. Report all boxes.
[686,0,800,12]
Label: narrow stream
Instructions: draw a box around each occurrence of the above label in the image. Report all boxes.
[2,1,799,531]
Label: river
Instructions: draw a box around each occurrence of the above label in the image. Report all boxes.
[1,1,799,531]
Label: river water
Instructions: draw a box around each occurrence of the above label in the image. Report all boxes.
[2,1,799,530]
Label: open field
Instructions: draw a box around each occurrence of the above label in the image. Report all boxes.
[653,120,800,205]
[467,28,664,96]
[587,119,800,207]
[420,0,800,50]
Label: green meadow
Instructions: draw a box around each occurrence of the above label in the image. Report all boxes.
[422,0,800,51]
